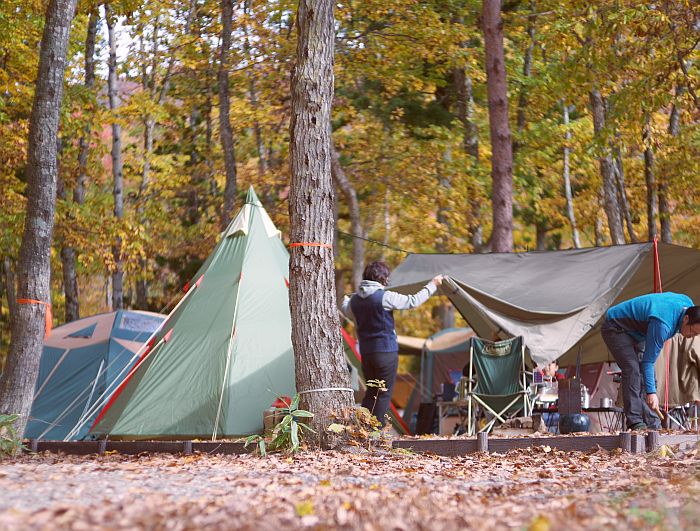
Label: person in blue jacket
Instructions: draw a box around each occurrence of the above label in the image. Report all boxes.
[601,293,700,430]
[341,261,443,425]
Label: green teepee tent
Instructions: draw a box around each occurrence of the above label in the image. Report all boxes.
[90,187,296,439]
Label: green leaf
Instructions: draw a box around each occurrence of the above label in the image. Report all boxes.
[293,409,314,418]
[290,421,299,451]
[327,423,346,434]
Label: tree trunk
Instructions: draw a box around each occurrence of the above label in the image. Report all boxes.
[561,102,581,248]
[218,0,238,230]
[515,1,536,145]
[589,88,625,245]
[643,114,657,241]
[243,0,268,180]
[0,0,78,439]
[454,68,484,252]
[331,144,364,290]
[106,6,124,310]
[60,9,97,322]
[289,0,353,445]
[613,147,637,243]
[660,88,683,243]
[482,0,514,253]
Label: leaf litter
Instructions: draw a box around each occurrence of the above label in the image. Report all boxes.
[0,443,699,530]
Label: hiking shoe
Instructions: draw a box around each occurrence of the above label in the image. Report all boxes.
[629,422,647,431]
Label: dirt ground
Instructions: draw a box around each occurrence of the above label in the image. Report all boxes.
[1,443,699,530]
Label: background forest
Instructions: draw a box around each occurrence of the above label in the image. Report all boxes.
[1,0,699,366]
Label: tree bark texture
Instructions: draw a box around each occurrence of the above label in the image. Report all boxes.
[331,144,364,291]
[106,6,124,310]
[289,0,353,444]
[589,88,625,245]
[562,102,581,248]
[0,0,78,438]
[218,0,238,230]
[515,1,536,142]
[61,9,97,322]
[643,114,657,241]
[454,68,484,252]
[613,148,637,243]
[482,0,514,253]
[660,88,683,243]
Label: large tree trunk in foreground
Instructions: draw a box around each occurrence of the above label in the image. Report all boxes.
[106,6,124,310]
[289,0,353,445]
[61,9,97,322]
[482,0,514,252]
[589,88,625,245]
[0,0,78,439]
[218,0,238,230]
[331,144,364,290]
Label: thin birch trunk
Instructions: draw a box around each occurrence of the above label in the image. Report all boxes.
[643,114,657,241]
[660,87,683,243]
[331,144,364,290]
[60,9,97,322]
[106,5,124,310]
[561,102,581,248]
[613,147,637,243]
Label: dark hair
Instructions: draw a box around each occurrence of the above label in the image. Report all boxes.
[685,306,700,325]
[363,261,391,286]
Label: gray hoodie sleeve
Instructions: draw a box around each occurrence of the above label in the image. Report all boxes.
[382,281,437,311]
[340,294,355,321]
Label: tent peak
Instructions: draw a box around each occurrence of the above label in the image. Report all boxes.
[245,186,263,207]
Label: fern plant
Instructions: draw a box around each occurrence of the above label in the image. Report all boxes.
[0,414,27,458]
[244,395,314,456]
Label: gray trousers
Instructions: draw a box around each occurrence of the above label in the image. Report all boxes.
[601,320,661,429]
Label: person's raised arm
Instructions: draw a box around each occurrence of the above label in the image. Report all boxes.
[382,275,444,311]
[340,294,355,322]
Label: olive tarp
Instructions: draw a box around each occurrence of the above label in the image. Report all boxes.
[90,188,296,439]
[389,242,700,367]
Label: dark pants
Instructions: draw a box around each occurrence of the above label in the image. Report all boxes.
[601,320,661,429]
[361,351,398,426]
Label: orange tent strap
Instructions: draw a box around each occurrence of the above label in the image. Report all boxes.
[16,298,52,337]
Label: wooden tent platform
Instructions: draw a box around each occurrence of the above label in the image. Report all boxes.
[25,439,250,456]
[24,432,698,457]
[392,431,699,455]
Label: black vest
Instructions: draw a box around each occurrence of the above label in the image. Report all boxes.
[350,289,398,354]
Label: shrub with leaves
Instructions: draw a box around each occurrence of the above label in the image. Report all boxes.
[243,395,314,456]
[0,414,27,458]
[326,405,391,450]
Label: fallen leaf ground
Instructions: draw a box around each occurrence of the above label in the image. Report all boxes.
[1,444,699,530]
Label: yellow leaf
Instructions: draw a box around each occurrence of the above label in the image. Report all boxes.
[529,515,551,531]
[295,501,314,517]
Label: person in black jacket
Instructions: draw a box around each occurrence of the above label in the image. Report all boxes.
[341,261,443,424]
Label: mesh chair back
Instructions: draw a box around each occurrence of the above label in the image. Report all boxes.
[471,336,524,396]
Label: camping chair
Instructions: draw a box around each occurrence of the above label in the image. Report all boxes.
[464,336,532,435]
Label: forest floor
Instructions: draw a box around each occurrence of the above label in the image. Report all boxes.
[1,443,699,530]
